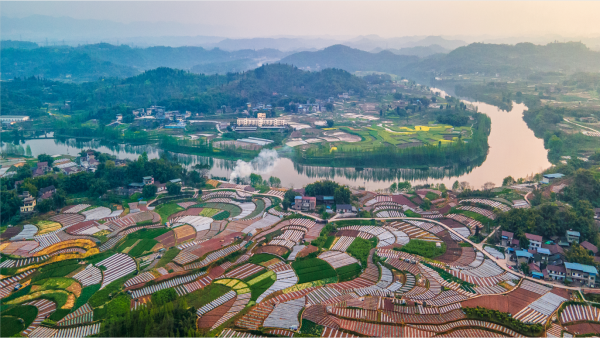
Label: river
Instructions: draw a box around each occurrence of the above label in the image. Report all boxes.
[2,95,550,191]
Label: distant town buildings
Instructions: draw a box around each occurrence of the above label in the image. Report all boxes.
[0,115,30,124]
[237,113,287,128]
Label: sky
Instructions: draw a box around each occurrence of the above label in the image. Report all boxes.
[3,1,600,39]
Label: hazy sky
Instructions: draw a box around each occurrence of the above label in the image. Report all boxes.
[4,1,600,38]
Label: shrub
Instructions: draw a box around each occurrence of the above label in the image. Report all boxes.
[94,295,130,320]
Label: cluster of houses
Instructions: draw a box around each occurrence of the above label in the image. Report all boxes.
[291,194,356,215]
[113,175,182,197]
[502,230,599,287]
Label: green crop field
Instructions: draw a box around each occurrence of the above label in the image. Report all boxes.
[243,199,265,220]
[292,258,337,283]
[400,240,446,258]
[247,271,276,301]
[336,263,362,282]
[156,203,185,223]
[196,202,242,218]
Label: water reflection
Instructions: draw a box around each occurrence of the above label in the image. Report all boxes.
[5,94,550,191]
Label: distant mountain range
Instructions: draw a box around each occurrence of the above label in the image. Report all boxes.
[280,42,600,78]
[4,36,600,83]
[0,42,289,81]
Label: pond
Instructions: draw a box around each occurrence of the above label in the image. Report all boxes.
[3,94,550,191]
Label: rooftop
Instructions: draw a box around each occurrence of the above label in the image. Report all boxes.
[580,241,598,254]
[536,248,551,255]
[515,250,534,258]
[565,262,598,275]
[566,230,581,237]
[525,233,543,242]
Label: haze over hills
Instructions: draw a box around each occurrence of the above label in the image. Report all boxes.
[0,43,290,81]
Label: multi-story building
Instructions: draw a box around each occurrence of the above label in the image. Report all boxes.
[564,262,598,287]
[566,230,580,244]
[546,264,567,281]
[237,113,287,128]
[525,233,543,250]
[293,196,316,211]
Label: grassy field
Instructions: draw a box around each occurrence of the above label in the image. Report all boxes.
[247,271,276,301]
[36,221,62,235]
[292,258,337,284]
[155,203,184,223]
[248,253,280,265]
[400,240,446,258]
[196,202,242,218]
[199,208,220,217]
[128,239,159,257]
[346,237,373,267]
[184,283,231,309]
[0,305,38,336]
[155,248,180,269]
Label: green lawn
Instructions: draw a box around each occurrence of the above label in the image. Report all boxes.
[292,258,337,284]
[399,240,446,258]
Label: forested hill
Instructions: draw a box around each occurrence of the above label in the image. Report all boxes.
[0,42,289,81]
[409,42,600,76]
[279,44,419,74]
[1,64,367,118]
[280,42,600,78]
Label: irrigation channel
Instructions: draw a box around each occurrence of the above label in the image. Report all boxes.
[2,92,550,190]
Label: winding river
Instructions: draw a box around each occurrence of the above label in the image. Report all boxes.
[2,93,550,190]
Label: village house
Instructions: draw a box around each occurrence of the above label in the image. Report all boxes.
[293,196,316,211]
[501,231,513,247]
[336,204,354,213]
[143,176,155,185]
[542,243,566,265]
[19,191,36,213]
[580,241,598,255]
[566,230,580,244]
[38,185,56,200]
[525,233,543,250]
[546,264,567,281]
[564,262,598,287]
[32,161,49,177]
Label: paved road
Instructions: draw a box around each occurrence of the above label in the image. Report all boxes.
[563,117,600,133]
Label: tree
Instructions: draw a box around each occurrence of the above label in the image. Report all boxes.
[566,244,597,266]
[249,173,263,187]
[37,198,54,213]
[142,184,158,199]
[460,181,471,191]
[1,190,22,223]
[325,103,334,112]
[37,153,54,167]
[282,189,300,210]
[389,182,397,193]
[502,176,515,186]
[334,186,351,204]
[452,181,460,191]
[25,145,32,157]
[166,182,181,195]
[520,262,530,275]
[269,176,281,188]
[397,181,411,191]
[482,182,496,190]
[326,119,334,128]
